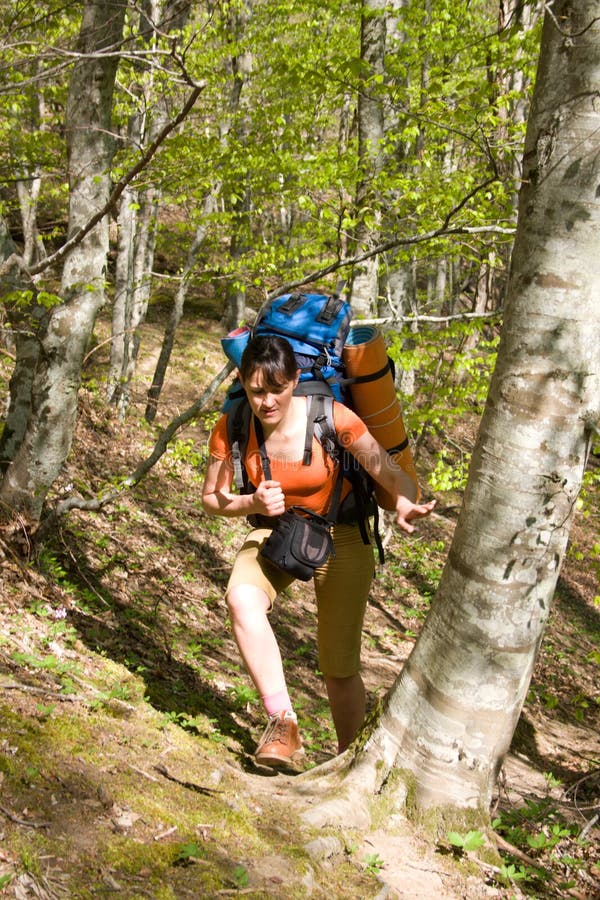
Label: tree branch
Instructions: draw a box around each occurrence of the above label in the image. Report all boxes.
[266,222,514,300]
[36,360,235,538]
[356,310,502,326]
[27,83,204,278]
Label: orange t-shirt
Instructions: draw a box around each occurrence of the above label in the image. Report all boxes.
[208,401,368,516]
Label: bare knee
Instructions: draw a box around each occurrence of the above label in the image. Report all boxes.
[226,584,270,624]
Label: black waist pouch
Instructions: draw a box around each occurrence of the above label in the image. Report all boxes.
[259,507,334,581]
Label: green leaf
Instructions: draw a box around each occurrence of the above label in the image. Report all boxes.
[462,830,485,852]
[447,831,465,847]
[175,841,204,863]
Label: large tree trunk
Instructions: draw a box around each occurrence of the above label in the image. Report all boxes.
[0,0,125,524]
[302,0,600,825]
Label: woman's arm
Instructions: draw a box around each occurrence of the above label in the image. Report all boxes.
[346,430,436,532]
[201,454,286,519]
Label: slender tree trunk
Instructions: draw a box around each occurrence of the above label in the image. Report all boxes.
[145,193,217,422]
[0,220,47,471]
[302,0,600,824]
[380,255,415,323]
[221,0,253,332]
[0,0,125,524]
[16,177,46,268]
[108,0,181,415]
[350,0,385,317]
[111,185,158,415]
[494,0,544,303]
[107,181,137,406]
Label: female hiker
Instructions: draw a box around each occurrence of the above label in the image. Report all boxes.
[202,334,435,766]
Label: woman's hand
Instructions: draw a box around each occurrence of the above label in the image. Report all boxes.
[394,496,437,533]
[344,429,436,532]
[253,479,286,517]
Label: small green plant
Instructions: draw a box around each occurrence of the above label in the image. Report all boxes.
[526,823,574,852]
[231,864,249,888]
[498,862,528,884]
[19,847,40,877]
[492,796,589,894]
[174,841,205,865]
[364,852,385,875]
[160,710,207,734]
[447,829,486,853]
[167,437,207,469]
[90,682,135,710]
[543,771,562,791]
[11,651,80,688]
[228,681,258,709]
[0,874,13,889]
[35,702,56,719]
[429,450,470,493]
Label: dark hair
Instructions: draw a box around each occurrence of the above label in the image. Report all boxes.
[239,335,298,387]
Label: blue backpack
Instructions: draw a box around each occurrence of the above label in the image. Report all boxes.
[221,291,384,560]
[222,292,352,406]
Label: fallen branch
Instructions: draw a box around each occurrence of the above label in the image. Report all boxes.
[0,803,50,829]
[35,360,235,538]
[0,680,84,703]
[153,763,222,796]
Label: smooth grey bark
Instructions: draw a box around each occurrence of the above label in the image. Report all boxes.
[488,0,543,308]
[16,176,46,268]
[0,220,48,471]
[301,0,600,822]
[0,0,126,523]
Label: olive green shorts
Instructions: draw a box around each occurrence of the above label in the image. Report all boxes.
[226,523,375,678]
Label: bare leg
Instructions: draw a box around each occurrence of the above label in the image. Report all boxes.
[324,673,366,754]
[226,584,287,698]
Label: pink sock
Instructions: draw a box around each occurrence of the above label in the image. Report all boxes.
[261,690,293,717]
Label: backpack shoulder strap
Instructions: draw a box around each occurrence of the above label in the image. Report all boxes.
[227,398,253,492]
[308,394,340,465]
[305,394,344,524]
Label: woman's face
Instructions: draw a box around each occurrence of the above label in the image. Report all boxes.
[242,366,298,427]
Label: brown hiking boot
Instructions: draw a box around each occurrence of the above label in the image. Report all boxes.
[255,710,305,767]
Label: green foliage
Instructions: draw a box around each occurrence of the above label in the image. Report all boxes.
[567,538,600,609]
[231,864,249,888]
[492,796,590,894]
[166,437,207,471]
[363,852,385,875]
[10,651,80,690]
[0,0,541,324]
[447,829,486,853]
[227,681,258,709]
[390,320,500,494]
[174,841,205,865]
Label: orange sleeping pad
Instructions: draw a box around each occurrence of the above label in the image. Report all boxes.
[343,325,420,509]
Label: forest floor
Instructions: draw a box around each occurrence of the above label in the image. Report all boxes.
[0,308,598,899]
